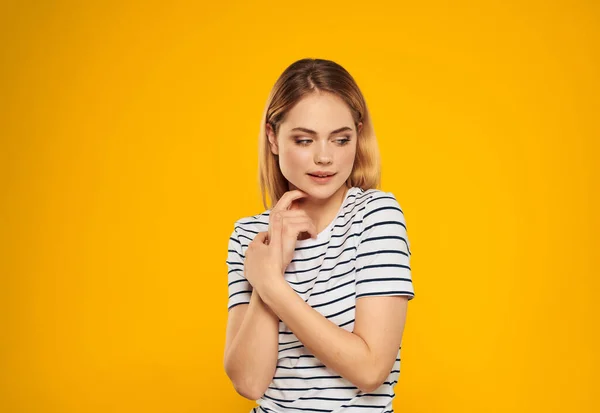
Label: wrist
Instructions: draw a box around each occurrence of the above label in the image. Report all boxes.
[252,264,283,293]
[258,276,289,310]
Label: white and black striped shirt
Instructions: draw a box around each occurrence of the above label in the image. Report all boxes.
[226,187,415,413]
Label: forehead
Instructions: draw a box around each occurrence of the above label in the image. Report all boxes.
[280,92,354,131]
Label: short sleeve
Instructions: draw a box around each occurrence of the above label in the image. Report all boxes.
[355,192,415,300]
[226,223,253,311]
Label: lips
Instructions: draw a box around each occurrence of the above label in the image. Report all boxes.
[308,172,336,177]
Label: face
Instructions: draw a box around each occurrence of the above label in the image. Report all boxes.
[267,92,362,200]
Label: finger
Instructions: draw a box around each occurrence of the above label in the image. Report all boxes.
[282,217,318,238]
[278,209,309,218]
[283,220,319,240]
[268,209,305,247]
[253,231,268,245]
[270,192,308,241]
[270,211,283,248]
[273,190,308,212]
[269,209,308,230]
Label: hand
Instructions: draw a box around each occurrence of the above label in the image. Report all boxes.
[267,190,318,273]
[244,194,318,291]
[243,214,288,293]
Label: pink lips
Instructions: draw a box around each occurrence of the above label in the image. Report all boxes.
[308,173,336,184]
[308,171,335,176]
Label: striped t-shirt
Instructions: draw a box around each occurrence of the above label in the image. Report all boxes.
[226,186,415,413]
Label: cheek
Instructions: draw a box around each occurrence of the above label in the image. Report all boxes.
[341,146,357,167]
[280,147,310,169]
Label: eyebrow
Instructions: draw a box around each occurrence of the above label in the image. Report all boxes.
[290,126,353,136]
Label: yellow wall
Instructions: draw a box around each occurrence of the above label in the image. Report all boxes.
[1,1,597,412]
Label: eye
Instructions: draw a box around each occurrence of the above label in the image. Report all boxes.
[295,139,312,146]
[293,136,352,146]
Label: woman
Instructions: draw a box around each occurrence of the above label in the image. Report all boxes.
[224,58,415,413]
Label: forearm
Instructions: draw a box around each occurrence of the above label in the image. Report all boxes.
[224,289,280,399]
[257,277,379,393]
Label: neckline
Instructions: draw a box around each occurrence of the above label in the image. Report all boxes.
[294,186,356,247]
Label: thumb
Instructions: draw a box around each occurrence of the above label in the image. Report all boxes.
[253,231,268,245]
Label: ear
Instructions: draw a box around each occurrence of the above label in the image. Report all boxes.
[357,122,363,135]
[266,122,279,155]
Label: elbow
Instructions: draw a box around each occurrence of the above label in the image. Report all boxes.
[357,381,380,394]
[224,361,267,401]
[357,367,388,394]
[231,378,264,401]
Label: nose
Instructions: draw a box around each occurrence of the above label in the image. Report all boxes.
[314,141,333,165]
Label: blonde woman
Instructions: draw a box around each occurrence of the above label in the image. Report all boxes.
[224,58,415,413]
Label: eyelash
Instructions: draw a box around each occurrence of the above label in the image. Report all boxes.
[294,137,352,146]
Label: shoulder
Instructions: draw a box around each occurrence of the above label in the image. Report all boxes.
[354,188,407,239]
[355,188,410,253]
[352,187,404,216]
[231,209,271,245]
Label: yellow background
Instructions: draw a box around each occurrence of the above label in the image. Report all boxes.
[1,1,598,412]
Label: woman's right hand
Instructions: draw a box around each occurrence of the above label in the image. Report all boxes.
[266,190,318,273]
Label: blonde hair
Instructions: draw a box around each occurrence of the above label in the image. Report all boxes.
[258,58,381,209]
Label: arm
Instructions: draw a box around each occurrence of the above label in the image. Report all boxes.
[259,277,408,393]
[224,288,280,400]
[223,191,315,399]
[255,191,414,393]
[223,224,280,400]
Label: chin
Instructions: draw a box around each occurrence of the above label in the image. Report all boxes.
[290,176,344,199]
